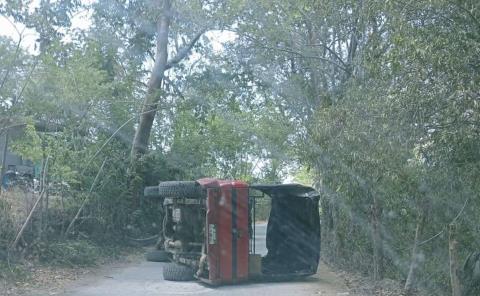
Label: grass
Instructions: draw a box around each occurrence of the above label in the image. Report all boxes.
[0,260,29,282]
[33,239,103,267]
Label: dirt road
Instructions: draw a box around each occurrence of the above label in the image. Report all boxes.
[57,223,349,296]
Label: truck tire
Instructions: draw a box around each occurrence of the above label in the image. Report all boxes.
[163,263,195,281]
[145,250,170,262]
[157,181,202,198]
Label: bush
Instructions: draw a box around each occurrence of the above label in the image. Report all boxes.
[0,197,17,262]
[32,240,102,267]
[0,261,28,281]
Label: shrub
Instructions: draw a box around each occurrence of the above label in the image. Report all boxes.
[32,240,102,267]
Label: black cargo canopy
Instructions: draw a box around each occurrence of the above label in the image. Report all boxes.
[251,184,321,277]
[251,183,320,199]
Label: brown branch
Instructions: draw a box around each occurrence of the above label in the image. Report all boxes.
[164,29,206,70]
[257,45,349,72]
[418,197,469,246]
[308,43,348,69]
[64,158,107,237]
[0,123,26,135]
[0,120,71,135]
[11,191,45,249]
[81,104,171,175]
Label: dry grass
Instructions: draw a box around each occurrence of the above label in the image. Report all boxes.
[0,189,38,230]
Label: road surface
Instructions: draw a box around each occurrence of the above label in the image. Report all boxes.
[60,223,349,296]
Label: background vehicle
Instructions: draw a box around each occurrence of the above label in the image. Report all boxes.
[1,132,37,191]
[144,178,320,285]
[1,169,35,191]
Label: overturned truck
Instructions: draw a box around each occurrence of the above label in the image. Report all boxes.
[144,178,320,285]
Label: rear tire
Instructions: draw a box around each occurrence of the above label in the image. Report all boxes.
[163,263,195,281]
[145,250,170,262]
[157,181,202,198]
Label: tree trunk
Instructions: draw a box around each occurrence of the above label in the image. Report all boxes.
[0,131,9,194]
[332,200,340,264]
[306,22,322,108]
[405,196,430,294]
[449,223,462,296]
[40,136,48,240]
[320,196,333,263]
[131,0,171,160]
[404,212,427,293]
[371,193,383,281]
[128,0,171,206]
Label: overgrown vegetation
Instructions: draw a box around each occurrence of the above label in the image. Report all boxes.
[218,1,479,295]
[1,0,479,295]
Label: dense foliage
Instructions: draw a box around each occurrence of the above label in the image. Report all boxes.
[0,0,479,295]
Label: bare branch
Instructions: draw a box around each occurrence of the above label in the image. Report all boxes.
[11,59,39,107]
[308,43,348,69]
[65,158,107,237]
[257,45,349,72]
[165,29,206,70]
[0,123,26,135]
[0,14,22,37]
[0,31,24,93]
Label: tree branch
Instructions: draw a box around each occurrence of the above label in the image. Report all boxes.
[308,43,348,69]
[165,29,206,70]
[65,158,107,237]
[0,35,23,93]
[452,1,480,29]
[257,45,349,72]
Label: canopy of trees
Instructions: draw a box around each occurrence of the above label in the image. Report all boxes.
[0,0,479,295]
